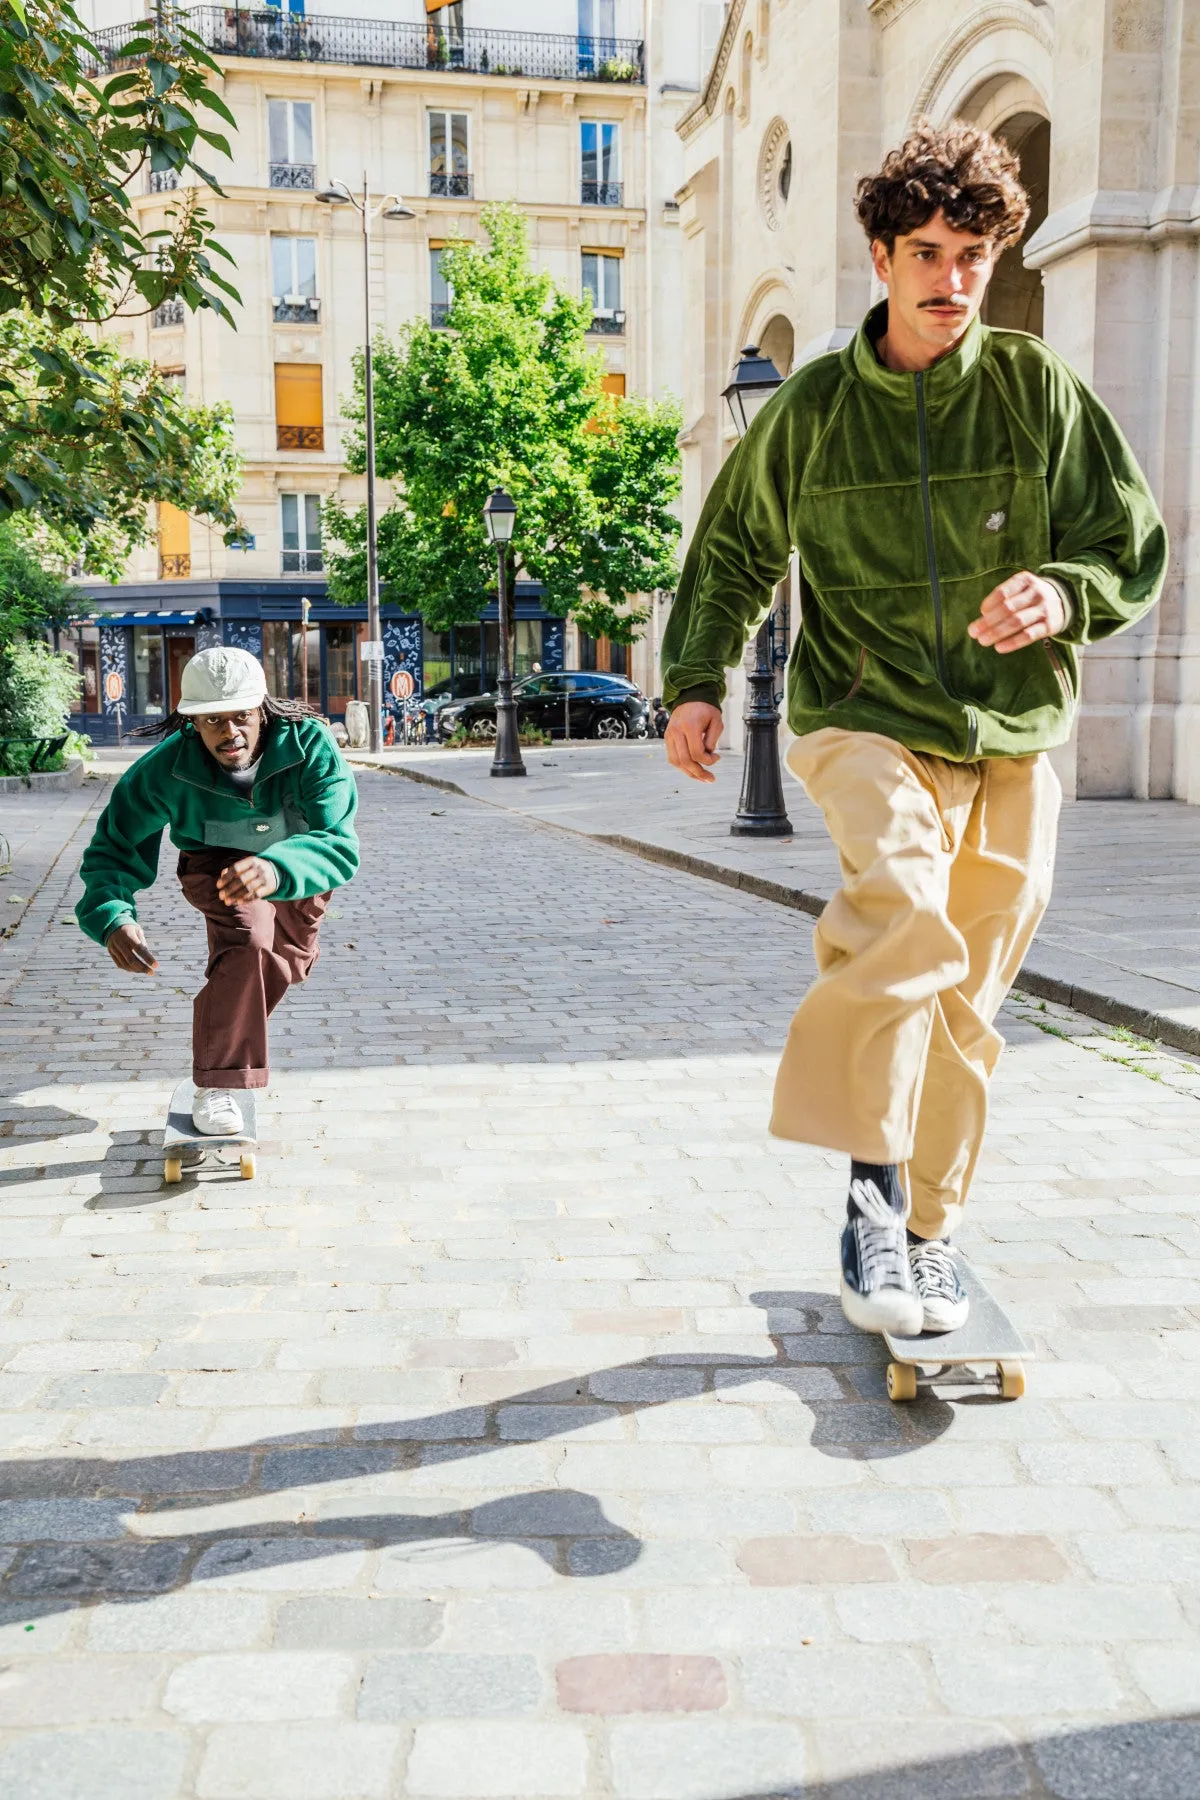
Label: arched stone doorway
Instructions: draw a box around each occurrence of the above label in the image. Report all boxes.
[758,312,794,379]
[981,112,1050,335]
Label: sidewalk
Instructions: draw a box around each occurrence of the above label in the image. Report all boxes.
[0,767,112,990]
[353,741,1200,1055]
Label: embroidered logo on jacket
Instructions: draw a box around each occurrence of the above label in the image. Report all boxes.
[985,510,1007,532]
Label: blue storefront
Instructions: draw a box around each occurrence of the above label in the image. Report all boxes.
[65,578,565,740]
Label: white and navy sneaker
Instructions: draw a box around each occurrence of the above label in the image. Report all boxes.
[191,1087,245,1136]
[908,1235,970,1333]
[839,1176,924,1336]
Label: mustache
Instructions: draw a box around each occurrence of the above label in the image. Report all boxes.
[919,298,970,311]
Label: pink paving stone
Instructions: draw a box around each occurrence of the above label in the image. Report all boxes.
[556,1654,728,1714]
[409,1340,518,1369]
[906,1534,1071,1583]
[573,1310,685,1334]
[736,1536,896,1585]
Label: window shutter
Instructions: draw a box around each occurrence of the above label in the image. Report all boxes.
[275,363,324,450]
[157,501,190,555]
[600,373,625,396]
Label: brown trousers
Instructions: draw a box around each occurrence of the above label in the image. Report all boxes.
[178,850,329,1091]
[770,729,1060,1239]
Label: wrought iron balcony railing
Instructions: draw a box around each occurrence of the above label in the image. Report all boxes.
[429,172,474,199]
[270,161,316,189]
[160,553,192,578]
[273,296,321,324]
[587,310,626,336]
[277,425,325,451]
[582,179,623,207]
[152,299,185,328]
[281,549,324,574]
[149,167,180,192]
[431,302,452,328]
[91,10,644,85]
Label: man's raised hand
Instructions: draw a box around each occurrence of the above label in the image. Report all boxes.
[969,572,1068,654]
[664,700,725,784]
[217,856,280,906]
[106,922,159,975]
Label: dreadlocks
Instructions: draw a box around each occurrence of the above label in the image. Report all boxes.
[132,693,320,740]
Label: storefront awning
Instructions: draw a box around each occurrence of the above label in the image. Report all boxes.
[77,609,210,627]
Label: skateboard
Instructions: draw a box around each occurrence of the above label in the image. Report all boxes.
[162,1080,257,1185]
[883,1255,1031,1401]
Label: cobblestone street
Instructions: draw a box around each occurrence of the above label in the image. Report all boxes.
[1,770,1199,1798]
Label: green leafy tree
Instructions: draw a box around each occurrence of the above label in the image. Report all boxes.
[0,517,78,644]
[0,639,80,740]
[0,1,243,531]
[324,204,680,644]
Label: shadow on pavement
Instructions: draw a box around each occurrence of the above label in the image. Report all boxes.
[722,1713,1200,1799]
[0,1292,956,1625]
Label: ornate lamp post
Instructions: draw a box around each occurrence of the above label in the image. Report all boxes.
[721,345,793,838]
[316,174,415,753]
[483,487,526,779]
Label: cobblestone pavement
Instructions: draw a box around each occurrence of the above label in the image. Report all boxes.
[1,771,1199,1799]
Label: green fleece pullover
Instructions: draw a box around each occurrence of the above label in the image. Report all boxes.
[662,304,1168,760]
[76,715,359,945]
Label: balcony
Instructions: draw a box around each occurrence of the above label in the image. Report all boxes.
[277,425,325,451]
[587,310,626,336]
[431,303,452,328]
[281,549,324,574]
[582,179,623,207]
[151,299,185,329]
[160,554,192,579]
[149,167,180,193]
[92,11,645,86]
[429,172,474,199]
[270,161,316,189]
[273,295,321,324]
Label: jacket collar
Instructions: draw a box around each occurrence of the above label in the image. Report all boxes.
[170,716,304,792]
[847,300,986,402]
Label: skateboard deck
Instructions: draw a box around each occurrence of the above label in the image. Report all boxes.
[883,1255,1032,1400]
[163,1080,258,1185]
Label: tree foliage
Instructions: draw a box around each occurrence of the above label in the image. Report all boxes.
[0,637,80,738]
[324,204,680,641]
[0,516,79,645]
[0,312,243,568]
[0,0,238,327]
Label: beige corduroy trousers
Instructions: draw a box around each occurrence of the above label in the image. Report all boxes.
[770,727,1061,1239]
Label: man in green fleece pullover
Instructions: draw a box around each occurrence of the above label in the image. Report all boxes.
[77,646,359,1137]
[662,123,1167,1336]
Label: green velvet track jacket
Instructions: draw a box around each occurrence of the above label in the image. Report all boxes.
[76,716,359,945]
[662,304,1168,760]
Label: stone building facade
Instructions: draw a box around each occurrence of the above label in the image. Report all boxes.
[675,0,1199,800]
[71,1,706,734]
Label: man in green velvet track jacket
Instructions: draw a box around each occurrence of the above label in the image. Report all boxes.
[77,647,359,1138]
[662,122,1167,1338]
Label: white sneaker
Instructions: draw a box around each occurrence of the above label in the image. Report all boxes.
[839,1178,924,1336]
[908,1237,970,1333]
[192,1087,245,1136]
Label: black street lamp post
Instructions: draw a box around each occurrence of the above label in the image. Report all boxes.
[483,487,526,778]
[316,174,415,753]
[721,345,793,838]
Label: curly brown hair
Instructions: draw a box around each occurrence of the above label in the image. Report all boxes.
[855,121,1029,254]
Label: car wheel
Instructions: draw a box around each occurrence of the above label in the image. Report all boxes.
[469,717,498,741]
[592,715,628,740]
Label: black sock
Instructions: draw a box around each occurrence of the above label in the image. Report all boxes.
[848,1160,906,1218]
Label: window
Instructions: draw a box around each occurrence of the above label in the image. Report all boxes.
[280,493,323,572]
[578,632,627,676]
[76,625,100,714]
[581,121,621,205]
[132,627,166,715]
[268,99,314,187]
[263,620,292,698]
[430,246,453,326]
[428,111,471,198]
[158,501,190,578]
[582,251,623,332]
[699,3,726,74]
[324,622,356,715]
[157,365,186,392]
[578,0,616,71]
[275,363,323,450]
[271,237,319,321]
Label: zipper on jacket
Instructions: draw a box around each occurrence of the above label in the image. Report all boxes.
[916,372,977,757]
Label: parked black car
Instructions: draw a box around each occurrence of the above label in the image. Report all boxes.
[437,672,650,742]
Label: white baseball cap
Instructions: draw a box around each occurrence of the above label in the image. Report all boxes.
[176,647,268,716]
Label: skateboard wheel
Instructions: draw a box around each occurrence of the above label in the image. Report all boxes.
[998,1360,1025,1400]
[239,1152,257,1181]
[886,1362,917,1402]
[163,1157,183,1186]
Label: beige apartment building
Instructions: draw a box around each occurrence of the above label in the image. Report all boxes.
[73,1,706,734]
[676,0,1199,801]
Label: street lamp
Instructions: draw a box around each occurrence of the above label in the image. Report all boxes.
[483,487,525,779]
[720,344,793,838]
[316,174,416,753]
